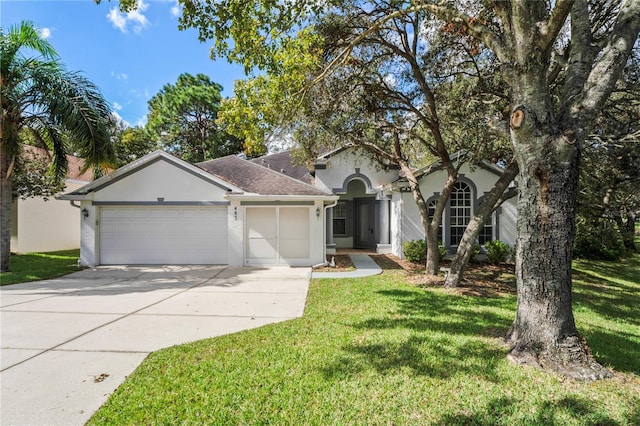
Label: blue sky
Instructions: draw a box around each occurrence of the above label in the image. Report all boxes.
[1,0,247,127]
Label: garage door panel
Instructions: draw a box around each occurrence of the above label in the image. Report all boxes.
[279,239,310,259]
[246,239,278,259]
[279,208,309,239]
[245,206,312,266]
[100,206,227,265]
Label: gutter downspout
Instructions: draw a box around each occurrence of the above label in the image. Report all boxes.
[312,199,338,269]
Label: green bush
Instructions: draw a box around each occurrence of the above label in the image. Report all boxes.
[574,220,626,260]
[402,240,447,263]
[403,239,426,263]
[484,240,511,263]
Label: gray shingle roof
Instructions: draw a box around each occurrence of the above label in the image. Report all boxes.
[249,150,314,185]
[197,155,332,196]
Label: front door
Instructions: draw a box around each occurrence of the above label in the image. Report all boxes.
[354,198,376,248]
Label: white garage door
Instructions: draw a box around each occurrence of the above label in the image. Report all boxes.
[245,206,310,266]
[99,206,228,265]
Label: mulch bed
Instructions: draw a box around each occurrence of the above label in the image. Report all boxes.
[313,255,355,272]
[370,254,517,297]
[314,253,516,297]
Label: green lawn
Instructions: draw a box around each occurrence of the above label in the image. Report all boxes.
[90,255,640,425]
[0,249,81,286]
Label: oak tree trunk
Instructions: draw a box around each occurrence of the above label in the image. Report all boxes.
[504,97,611,380]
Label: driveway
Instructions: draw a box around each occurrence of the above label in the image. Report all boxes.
[0,265,311,425]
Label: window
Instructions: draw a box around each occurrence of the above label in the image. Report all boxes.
[479,217,493,245]
[450,182,471,246]
[333,201,347,235]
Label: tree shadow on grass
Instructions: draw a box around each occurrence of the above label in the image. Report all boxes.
[583,328,640,375]
[319,288,513,382]
[436,394,634,425]
[572,269,640,327]
[321,334,507,382]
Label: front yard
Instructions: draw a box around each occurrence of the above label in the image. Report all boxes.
[0,250,81,286]
[89,254,640,425]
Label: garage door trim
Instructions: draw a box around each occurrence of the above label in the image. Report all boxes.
[93,201,230,206]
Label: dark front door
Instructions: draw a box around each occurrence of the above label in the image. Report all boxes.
[354,198,376,248]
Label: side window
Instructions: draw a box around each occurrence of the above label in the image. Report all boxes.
[333,201,347,235]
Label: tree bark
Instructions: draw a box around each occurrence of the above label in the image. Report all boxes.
[1,140,13,272]
[444,160,519,288]
[505,140,611,380]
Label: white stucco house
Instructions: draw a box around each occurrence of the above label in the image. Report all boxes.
[60,147,517,267]
[11,148,94,253]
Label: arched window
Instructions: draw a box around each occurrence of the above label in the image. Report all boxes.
[450,182,471,246]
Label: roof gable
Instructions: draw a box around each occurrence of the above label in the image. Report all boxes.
[60,151,240,200]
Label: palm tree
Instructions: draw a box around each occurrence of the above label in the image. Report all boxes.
[1,21,115,272]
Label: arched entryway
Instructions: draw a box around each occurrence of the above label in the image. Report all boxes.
[326,173,391,253]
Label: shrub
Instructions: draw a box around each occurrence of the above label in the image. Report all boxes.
[574,220,626,260]
[485,240,511,263]
[402,240,447,263]
[403,239,426,263]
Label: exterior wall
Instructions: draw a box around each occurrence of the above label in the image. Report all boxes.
[315,147,399,196]
[79,201,98,267]
[11,180,87,253]
[392,163,517,258]
[93,159,229,202]
[227,199,244,267]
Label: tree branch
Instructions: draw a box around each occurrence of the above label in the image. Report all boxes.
[570,0,640,125]
[538,0,574,54]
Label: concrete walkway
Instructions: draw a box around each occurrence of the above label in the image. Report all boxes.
[0,265,310,426]
[312,254,382,278]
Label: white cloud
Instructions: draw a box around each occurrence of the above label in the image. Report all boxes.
[107,8,127,32]
[170,3,181,18]
[113,102,123,111]
[107,0,150,34]
[110,71,129,83]
[110,111,131,128]
[38,27,52,39]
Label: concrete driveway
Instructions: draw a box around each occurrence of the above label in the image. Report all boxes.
[0,265,310,425]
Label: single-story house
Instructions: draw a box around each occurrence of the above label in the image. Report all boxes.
[11,147,94,253]
[60,147,517,267]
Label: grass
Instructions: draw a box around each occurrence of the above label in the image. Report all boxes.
[90,254,640,425]
[0,249,81,286]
